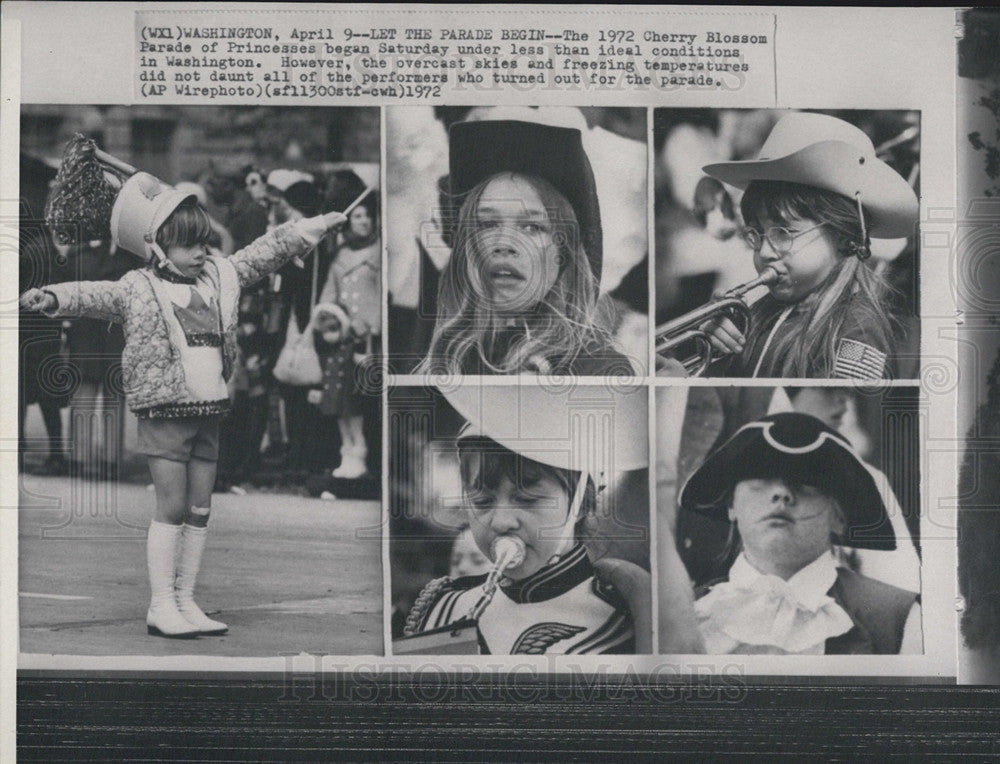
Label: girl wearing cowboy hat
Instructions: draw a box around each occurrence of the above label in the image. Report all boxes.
[415,120,632,377]
[21,136,347,639]
[399,385,665,655]
[700,112,919,379]
[679,412,921,655]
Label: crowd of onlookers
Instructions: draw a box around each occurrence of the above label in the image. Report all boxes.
[18,156,382,494]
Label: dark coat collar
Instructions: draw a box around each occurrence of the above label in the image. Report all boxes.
[153,261,197,285]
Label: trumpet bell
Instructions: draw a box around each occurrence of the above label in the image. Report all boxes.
[655,268,779,376]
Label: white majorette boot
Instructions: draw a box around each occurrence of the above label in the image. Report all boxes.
[333,452,367,479]
[146,520,200,638]
[352,437,369,478]
[175,520,228,635]
[333,434,368,480]
[331,441,354,479]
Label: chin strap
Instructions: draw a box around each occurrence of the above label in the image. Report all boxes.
[148,237,173,270]
[567,470,589,527]
[850,192,872,260]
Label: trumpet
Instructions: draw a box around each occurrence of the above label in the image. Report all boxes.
[655,267,780,376]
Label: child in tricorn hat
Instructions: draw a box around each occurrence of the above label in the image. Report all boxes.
[416,120,632,376]
[21,136,347,639]
[679,412,920,654]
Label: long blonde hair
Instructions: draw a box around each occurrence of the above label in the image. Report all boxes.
[741,181,898,378]
[416,172,610,375]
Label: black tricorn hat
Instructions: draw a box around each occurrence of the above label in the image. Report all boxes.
[678,412,895,551]
[448,119,603,286]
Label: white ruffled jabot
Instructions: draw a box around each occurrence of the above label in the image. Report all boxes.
[695,551,854,655]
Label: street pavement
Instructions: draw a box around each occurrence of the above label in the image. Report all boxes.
[18,474,384,657]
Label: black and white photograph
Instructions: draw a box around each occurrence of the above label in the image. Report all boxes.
[1,3,983,759]
[654,108,921,380]
[16,105,384,656]
[386,106,648,377]
[388,383,655,655]
[657,385,923,656]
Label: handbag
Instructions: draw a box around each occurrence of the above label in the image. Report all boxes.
[272,249,323,386]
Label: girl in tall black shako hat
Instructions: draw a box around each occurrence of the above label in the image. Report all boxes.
[700,112,919,379]
[20,136,347,639]
[415,120,633,377]
[398,386,653,655]
[679,412,921,655]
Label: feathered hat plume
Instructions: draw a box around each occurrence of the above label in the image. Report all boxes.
[45,134,136,244]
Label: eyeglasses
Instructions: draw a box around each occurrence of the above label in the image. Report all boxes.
[741,222,828,255]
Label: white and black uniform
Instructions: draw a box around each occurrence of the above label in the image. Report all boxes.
[408,545,634,655]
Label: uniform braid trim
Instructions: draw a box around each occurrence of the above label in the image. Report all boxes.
[403,576,451,637]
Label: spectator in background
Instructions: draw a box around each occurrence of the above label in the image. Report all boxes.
[227,166,270,251]
[448,526,492,579]
[308,301,368,478]
[215,167,272,491]
[319,171,380,479]
[266,170,337,478]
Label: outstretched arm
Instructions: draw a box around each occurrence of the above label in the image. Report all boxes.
[229,212,347,289]
[21,280,127,324]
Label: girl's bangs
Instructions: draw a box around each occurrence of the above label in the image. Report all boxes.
[740,181,860,235]
[457,436,568,495]
[740,181,823,226]
[465,172,579,231]
[458,436,507,492]
[156,202,213,249]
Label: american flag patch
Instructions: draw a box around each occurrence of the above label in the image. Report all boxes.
[833,338,887,379]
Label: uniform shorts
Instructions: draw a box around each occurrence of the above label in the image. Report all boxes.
[136,415,221,462]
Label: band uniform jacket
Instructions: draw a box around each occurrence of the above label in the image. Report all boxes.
[406,544,635,655]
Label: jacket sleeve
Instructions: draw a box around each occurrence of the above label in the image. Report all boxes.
[832,310,892,380]
[229,216,329,289]
[42,279,128,324]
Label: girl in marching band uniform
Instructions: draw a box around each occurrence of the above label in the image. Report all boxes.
[401,386,652,655]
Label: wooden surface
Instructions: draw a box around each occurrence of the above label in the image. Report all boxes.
[17,677,1000,759]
